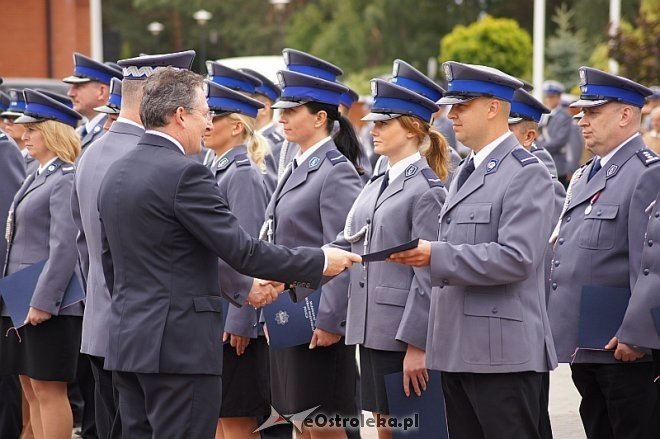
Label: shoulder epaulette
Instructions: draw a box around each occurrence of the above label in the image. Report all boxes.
[421,168,443,188]
[326,150,347,165]
[271,132,284,143]
[234,153,251,168]
[511,148,539,167]
[636,148,660,166]
[61,165,75,175]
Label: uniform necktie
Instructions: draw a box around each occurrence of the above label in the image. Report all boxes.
[292,159,298,170]
[587,158,602,182]
[456,157,475,190]
[377,171,389,199]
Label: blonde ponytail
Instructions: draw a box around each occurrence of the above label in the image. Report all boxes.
[229,113,270,173]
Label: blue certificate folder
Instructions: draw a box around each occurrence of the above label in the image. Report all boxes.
[577,285,631,349]
[384,370,448,439]
[0,260,85,328]
[263,289,321,350]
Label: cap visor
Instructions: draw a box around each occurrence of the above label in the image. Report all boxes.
[507,117,524,125]
[13,114,43,124]
[94,105,120,114]
[569,99,609,108]
[271,100,305,109]
[1,110,24,118]
[436,95,477,106]
[361,112,401,122]
[62,75,91,84]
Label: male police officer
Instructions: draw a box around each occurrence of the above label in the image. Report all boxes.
[390,62,557,439]
[548,67,660,439]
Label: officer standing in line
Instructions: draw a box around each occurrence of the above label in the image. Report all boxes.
[389,61,557,439]
[63,53,123,156]
[93,77,122,131]
[70,51,196,439]
[547,67,660,439]
[1,89,37,174]
[537,80,573,186]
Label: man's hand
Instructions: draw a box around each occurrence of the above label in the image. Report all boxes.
[223,332,250,356]
[247,279,280,308]
[309,328,341,349]
[604,336,646,362]
[322,247,362,276]
[403,345,429,397]
[25,307,51,326]
[388,239,432,267]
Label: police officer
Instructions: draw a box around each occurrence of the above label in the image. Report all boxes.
[390,61,557,439]
[93,77,122,131]
[331,78,448,437]
[537,80,573,185]
[0,90,12,132]
[1,89,37,174]
[63,52,122,156]
[70,50,196,439]
[547,67,660,439]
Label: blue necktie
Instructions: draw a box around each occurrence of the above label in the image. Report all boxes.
[587,158,602,182]
[456,157,475,190]
[377,171,389,199]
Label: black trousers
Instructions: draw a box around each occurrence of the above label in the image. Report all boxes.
[89,356,121,439]
[538,372,553,439]
[68,353,97,438]
[441,371,544,439]
[0,375,21,439]
[571,362,659,439]
[113,371,221,439]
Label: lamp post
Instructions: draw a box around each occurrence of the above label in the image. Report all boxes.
[269,0,290,50]
[193,9,213,73]
[147,21,164,54]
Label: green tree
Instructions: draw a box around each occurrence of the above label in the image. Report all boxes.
[439,16,533,79]
[609,13,659,84]
[545,4,589,89]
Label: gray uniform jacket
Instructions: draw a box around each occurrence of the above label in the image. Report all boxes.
[427,133,557,373]
[537,108,572,177]
[211,145,268,338]
[71,120,144,358]
[262,124,284,196]
[332,157,446,351]
[374,147,461,188]
[77,115,108,158]
[618,190,660,349]
[265,139,362,335]
[98,133,324,375]
[2,159,82,317]
[548,135,660,363]
[0,132,25,270]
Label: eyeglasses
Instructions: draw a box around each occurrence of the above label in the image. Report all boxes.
[184,107,213,122]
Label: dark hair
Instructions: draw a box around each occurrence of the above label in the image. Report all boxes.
[140,68,205,129]
[303,101,364,175]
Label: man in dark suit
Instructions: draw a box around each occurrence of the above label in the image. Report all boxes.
[97,67,359,438]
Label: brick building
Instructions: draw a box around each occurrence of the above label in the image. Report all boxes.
[1,0,91,79]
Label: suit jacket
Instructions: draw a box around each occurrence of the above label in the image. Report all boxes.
[77,114,108,158]
[332,157,446,351]
[618,189,660,349]
[537,108,572,177]
[2,159,82,317]
[548,135,660,363]
[0,132,25,270]
[97,132,325,374]
[210,145,268,338]
[265,139,362,335]
[427,133,557,373]
[71,120,145,358]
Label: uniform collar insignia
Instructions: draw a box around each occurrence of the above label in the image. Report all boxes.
[486,158,499,173]
[216,157,230,170]
[308,156,321,169]
[404,164,417,178]
[605,163,619,178]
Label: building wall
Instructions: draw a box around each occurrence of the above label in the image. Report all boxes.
[0,0,91,79]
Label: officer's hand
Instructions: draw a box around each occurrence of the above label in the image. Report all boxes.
[403,345,429,397]
[258,279,285,294]
[604,336,646,362]
[247,279,279,308]
[388,239,431,267]
[228,333,250,356]
[309,328,341,349]
[322,248,362,276]
[25,307,51,326]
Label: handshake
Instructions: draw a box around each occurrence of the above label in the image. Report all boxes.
[246,247,361,308]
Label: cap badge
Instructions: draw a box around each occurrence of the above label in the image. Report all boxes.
[392,62,400,78]
[579,70,587,86]
[443,64,452,81]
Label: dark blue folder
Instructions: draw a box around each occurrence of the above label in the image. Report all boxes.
[651,307,660,336]
[577,285,631,350]
[0,260,85,328]
[384,370,448,439]
[263,289,321,350]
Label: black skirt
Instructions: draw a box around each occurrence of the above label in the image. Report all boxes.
[270,339,358,416]
[220,336,271,418]
[359,346,406,415]
[0,316,82,382]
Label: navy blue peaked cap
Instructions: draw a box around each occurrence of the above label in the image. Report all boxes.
[94,77,122,114]
[15,89,82,128]
[571,66,653,108]
[118,50,196,80]
[438,61,523,105]
[392,59,445,102]
[1,89,27,118]
[63,53,122,85]
[508,89,550,124]
[238,68,281,102]
[206,80,265,119]
[283,48,343,82]
[207,61,262,94]
[272,70,347,109]
[363,79,439,123]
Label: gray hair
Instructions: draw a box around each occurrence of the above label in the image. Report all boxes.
[140,67,205,129]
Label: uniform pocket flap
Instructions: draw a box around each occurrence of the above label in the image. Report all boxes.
[584,203,618,220]
[464,293,523,321]
[193,295,225,313]
[374,286,408,307]
[455,203,492,224]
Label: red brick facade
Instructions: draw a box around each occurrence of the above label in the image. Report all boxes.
[0,0,91,79]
